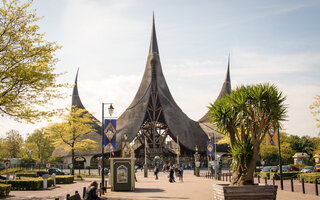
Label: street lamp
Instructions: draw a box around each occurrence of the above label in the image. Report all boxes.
[101,103,114,188]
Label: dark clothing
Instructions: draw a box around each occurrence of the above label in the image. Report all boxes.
[154,167,159,180]
[169,168,175,183]
[84,186,101,200]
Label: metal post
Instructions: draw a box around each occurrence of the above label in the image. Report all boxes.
[214,132,217,180]
[258,175,260,183]
[83,187,86,198]
[177,136,179,165]
[291,177,294,192]
[315,179,318,196]
[277,126,283,190]
[101,103,105,187]
[265,177,268,185]
[302,178,305,194]
[144,136,148,177]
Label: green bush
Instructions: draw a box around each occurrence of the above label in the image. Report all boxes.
[0,177,53,190]
[55,175,74,184]
[0,168,24,175]
[0,183,11,196]
[289,164,306,171]
[15,172,37,178]
[297,173,320,183]
[259,172,270,179]
[271,172,299,180]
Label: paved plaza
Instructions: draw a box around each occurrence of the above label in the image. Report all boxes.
[4,170,319,200]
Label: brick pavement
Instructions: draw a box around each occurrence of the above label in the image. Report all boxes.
[4,170,319,200]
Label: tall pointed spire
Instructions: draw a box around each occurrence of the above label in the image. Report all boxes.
[217,55,231,100]
[72,68,85,109]
[148,12,159,55]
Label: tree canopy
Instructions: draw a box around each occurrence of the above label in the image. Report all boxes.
[209,83,287,185]
[46,106,97,174]
[310,94,320,135]
[1,129,24,158]
[0,0,64,122]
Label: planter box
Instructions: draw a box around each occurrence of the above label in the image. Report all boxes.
[212,183,278,200]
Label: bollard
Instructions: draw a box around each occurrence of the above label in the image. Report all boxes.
[66,194,70,200]
[258,175,260,184]
[273,177,275,185]
[83,187,86,198]
[302,178,305,194]
[55,198,59,200]
[291,177,294,192]
[265,177,267,185]
[229,174,231,182]
[89,168,91,175]
[315,179,318,196]
[75,190,78,194]
[223,173,224,181]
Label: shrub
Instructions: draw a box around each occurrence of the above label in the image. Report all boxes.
[297,173,320,183]
[289,164,306,171]
[0,183,11,196]
[259,172,270,179]
[0,168,24,175]
[0,177,53,190]
[15,172,37,178]
[55,175,74,184]
[271,172,299,180]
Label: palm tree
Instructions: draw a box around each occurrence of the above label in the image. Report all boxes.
[209,83,287,185]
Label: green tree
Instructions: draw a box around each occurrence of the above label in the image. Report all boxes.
[310,94,320,135]
[1,129,24,158]
[0,0,64,122]
[288,135,314,155]
[46,106,97,175]
[209,83,287,185]
[25,128,54,164]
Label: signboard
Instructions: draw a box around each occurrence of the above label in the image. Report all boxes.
[195,161,200,167]
[75,156,85,162]
[46,163,50,168]
[4,160,10,168]
[117,165,128,183]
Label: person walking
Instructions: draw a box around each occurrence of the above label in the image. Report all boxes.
[154,166,159,180]
[84,181,106,200]
[169,166,175,183]
[178,166,184,182]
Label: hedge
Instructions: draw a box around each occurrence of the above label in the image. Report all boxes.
[15,172,37,178]
[55,175,74,184]
[297,173,320,183]
[259,171,299,180]
[0,183,11,196]
[0,177,53,190]
[0,168,24,175]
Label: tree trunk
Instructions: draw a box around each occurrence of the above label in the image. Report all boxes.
[231,144,260,186]
[71,149,75,175]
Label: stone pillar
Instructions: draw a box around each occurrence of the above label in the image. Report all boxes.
[144,164,148,177]
[194,152,200,177]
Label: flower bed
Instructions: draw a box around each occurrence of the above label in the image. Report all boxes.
[0,183,11,196]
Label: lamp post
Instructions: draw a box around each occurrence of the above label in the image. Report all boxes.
[194,145,200,177]
[277,125,283,190]
[101,103,114,188]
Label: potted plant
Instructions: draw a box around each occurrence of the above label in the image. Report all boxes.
[209,83,287,199]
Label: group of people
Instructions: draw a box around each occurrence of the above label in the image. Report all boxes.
[154,164,183,183]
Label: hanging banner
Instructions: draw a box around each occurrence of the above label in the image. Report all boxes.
[266,127,278,146]
[122,142,130,157]
[103,119,117,149]
[207,140,214,157]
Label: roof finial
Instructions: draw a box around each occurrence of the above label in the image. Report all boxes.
[149,12,159,55]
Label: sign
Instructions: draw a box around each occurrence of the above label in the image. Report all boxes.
[46,163,50,168]
[75,156,85,162]
[298,160,302,165]
[4,160,10,168]
[195,161,200,167]
[261,160,265,166]
[117,165,128,183]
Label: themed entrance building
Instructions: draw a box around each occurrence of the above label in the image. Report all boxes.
[53,16,231,167]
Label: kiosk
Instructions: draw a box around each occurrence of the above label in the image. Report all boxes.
[109,157,136,191]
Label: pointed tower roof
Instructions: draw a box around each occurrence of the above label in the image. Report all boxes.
[72,68,85,109]
[199,57,231,123]
[116,16,208,152]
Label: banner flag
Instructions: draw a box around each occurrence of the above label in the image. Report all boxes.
[207,140,214,157]
[122,142,130,157]
[103,119,117,149]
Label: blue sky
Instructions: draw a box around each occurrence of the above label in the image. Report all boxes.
[0,0,319,138]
